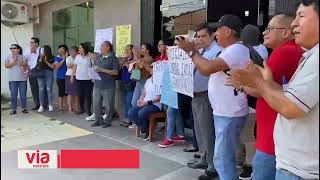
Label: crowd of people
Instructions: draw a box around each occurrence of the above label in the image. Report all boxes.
[4,0,319,180]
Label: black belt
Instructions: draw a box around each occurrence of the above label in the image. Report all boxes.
[194,91,208,96]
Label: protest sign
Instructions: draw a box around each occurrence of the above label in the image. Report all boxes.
[94,28,113,53]
[160,64,178,109]
[116,25,132,57]
[152,61,167,95]
[167,46,194,97]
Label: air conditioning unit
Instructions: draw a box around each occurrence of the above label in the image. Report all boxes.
[1,1,29,23]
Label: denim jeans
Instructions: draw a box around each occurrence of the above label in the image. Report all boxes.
[166,106,184,140]
[122,90,133,121]
[131,80,146,107]
[276,169,310,180]
[213,114,248,180]
[9,81,27,111]
[253,150,276,180]
[128,105,160,133]
[37,70,54,106]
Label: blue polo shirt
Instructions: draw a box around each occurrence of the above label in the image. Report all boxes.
[54,56,67,80]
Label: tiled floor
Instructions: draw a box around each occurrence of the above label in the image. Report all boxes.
[1,108,218,180]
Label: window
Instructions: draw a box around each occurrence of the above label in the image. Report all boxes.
[52,1,94,55]
[161,0,207,44]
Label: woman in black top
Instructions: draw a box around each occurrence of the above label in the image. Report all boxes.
[37,45,55,112]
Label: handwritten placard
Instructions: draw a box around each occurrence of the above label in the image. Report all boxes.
[152,61,167,95]
[94,28,113,53]
[116,25,132,57]
[167,46,194,97]
[160,64,178,109]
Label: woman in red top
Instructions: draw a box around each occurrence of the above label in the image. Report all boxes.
[155,40,168,62]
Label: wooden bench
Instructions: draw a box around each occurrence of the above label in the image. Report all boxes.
[135,111,167,142]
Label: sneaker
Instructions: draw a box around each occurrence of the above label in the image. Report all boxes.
[129,124,137,129]
[101,123,111,128]
[158,126,165,134]
[198,170,219,180]
[140,130,147,136]
[103,113,107,120]
[158,138,174,148]
[239,165,253,180]
[143,134,150,141]
[10,111,17,115]
[86,114,96,121]
[32,106,40,111]
[91,121,101,127]
[22,109,29,114]
[48,105,53,112]
[38,106,44,113]
[173,135,185,142]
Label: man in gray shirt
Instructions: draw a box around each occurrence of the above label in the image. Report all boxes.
[186,23,222,180]
[91,41,119,128]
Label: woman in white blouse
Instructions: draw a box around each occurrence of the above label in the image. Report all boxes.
[71,43,93,117]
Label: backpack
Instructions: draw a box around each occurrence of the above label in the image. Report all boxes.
[223,43,264,109]
[242,43,264,109]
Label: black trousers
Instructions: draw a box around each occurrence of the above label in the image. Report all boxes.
[78,80,93,116]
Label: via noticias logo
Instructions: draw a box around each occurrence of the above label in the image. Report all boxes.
[17,150,58,169]
[17,149,140,169]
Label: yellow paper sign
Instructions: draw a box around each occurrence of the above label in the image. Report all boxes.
[116,25,132,57]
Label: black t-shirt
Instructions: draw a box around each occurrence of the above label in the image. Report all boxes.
[37,55,54,71]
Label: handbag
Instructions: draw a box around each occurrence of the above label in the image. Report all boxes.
[30,55,45,78]
[130,68,141,81]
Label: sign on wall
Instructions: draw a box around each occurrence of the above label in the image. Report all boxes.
[116,25,132,57]
[94,28,113,53]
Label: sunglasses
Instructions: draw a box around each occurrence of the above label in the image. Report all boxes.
[10,48,17,50]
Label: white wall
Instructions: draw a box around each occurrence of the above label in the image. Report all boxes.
[1,23,34,97]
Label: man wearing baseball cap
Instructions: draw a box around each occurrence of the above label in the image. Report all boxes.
[177,14,251,180]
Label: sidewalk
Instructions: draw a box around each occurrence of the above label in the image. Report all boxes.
[1,105,213,180]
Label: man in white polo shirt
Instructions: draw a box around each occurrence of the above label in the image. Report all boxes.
[178,15,251,179]
[228,0,319,179]
[24,37,42,110]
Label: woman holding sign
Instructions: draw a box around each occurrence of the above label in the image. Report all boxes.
[119,44,136,128]
[129,43,155,128]
[128,64,161,141]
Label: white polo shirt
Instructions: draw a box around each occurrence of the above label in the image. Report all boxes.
[274,44,319,179]
[24,48,40,69]
[208,42,250,117]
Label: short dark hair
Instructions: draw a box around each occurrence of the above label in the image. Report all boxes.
[301,0,319,15]
[196,22,215,36]
[103,41,114,52]
[58,44,68,52]
[126,44,134,49]
[80,42,90,55]
[69,46,78,52]
[31,37,40,45]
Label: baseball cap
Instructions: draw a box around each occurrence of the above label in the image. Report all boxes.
[209,14,243,34]
[241,24,261,46]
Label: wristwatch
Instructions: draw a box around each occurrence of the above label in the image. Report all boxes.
[188,49,199,58]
